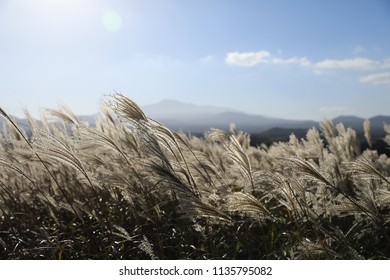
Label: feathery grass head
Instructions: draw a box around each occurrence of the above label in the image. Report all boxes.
[109,93,148,123]
[363,119,372,149]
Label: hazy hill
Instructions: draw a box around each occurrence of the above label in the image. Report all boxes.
[331,115,366,130]
[142,99,237,120]
[141,100,317,133]
[369,115,390,132]
[330,115,390,136]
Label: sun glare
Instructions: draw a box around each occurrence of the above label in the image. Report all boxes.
[37,0,82,10]
[21,0,91,21]
[14,0,124,40]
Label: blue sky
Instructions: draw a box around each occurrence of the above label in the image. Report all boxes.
[1,0,389,120]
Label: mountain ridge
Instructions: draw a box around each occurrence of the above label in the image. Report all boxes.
[141,100,390,134]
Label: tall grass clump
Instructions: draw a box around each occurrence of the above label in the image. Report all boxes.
[1,94,390,259]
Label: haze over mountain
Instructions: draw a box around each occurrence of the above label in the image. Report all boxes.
[141,101,390,150]
[142,100,318,133]
[142,99,238,120]
[1,100,389,140]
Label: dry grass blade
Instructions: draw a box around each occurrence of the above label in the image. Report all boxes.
[147,160,197,196]
[384,124,390,146]
[181,198,232,223]
[285,157,333,186]
[377,190,390,211]
[33,131,92,184]
[320,119,335,140]
[110,93,148,122]
[46,105,80,126]
[138,235,157,260]
[0,156,56,207]
[209,129,254,190]
[228,192,274,221]
[112,225,137,241]
[363,119,372,148]
[266,172,313,221]
[335,198,379,223]
[101,104,116,126]
[349,156,390,184]
[0,108,30,146]
[208,128,231,143]
[79,126,129,160]
[0,107,82,220]
[23,108,38,133]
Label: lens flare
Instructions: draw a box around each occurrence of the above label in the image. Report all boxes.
[102,10,123,32]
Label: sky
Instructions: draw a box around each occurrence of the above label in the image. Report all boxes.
[0,0,390,121]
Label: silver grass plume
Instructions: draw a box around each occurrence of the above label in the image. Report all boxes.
[110,93,148,123]
[180,196,232,223]
[46,105,80,126]
[284,156,333,186]
[139,235,157,260]
[320,119,335,143]
[384,124,390,146]
[209,129,255,191]
[348,156,390,185]
[363,119,372,149]
[0,106,83,221]
[228,192,274,221]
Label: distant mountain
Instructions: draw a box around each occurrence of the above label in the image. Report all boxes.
[368,115,390,131]
[331,115,366,129]
[142,99,237,120]
[141,100,317,133]
[250,127,310,146]
[331,115,390,135]
[144,100,390,146]
[248,115,390,148]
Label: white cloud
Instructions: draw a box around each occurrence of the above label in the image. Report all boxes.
[315,58,382,71]
[225,50,390,88]
[272,57,311,67]
[225,50,311,67]
[360,72,390,86]
[225,51,271,67]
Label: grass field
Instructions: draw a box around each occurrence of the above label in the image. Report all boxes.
[1,94,390,259]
